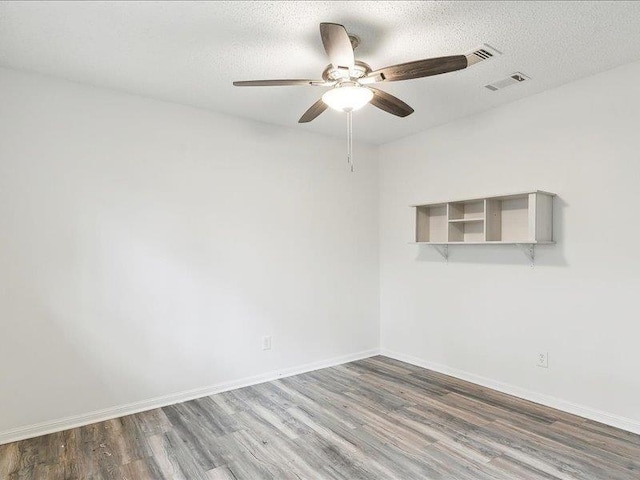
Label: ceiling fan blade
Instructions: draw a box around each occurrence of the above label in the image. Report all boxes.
[369,88,414,117]
[365,55,468,83]
[299,98,328,123]
[233,79,328,87]
[319,23,355,70]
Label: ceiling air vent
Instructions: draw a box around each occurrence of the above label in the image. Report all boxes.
[465,44,501,67]
[485,72,530,91]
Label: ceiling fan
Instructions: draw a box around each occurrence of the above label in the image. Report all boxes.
[233,22,470,122]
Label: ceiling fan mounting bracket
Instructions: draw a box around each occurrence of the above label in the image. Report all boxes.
[348,34,360,50]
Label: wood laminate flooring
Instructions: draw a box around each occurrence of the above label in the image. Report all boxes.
[1,356,638,479]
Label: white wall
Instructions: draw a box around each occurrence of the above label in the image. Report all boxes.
[3,57,640,441]
[0,68,379,436]
[379,60,640,432]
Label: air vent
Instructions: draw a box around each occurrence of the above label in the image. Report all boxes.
[465,44,502,67]
[485,72,530,91]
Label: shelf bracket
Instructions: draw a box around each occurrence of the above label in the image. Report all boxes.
[516,244,535,267]
[432,245,449,262]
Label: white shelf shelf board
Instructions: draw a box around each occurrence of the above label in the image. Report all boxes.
[410,190,556,208]
[448,218,485,223]
[411,241,555,245]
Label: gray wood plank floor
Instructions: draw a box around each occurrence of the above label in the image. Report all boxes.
[1,356,638,479]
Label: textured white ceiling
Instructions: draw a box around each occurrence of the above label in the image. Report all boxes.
[2,1,640,144]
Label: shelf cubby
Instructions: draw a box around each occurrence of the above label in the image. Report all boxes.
[486,196,529,242]
[448,220,484,242]
[415,204,448,243]
[448,200,484,221]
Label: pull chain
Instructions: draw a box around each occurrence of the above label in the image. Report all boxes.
[346,110,354,172]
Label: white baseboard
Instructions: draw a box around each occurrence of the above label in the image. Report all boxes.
[0,348,380,445]
[381,349,640,435]
[5,347,637,445]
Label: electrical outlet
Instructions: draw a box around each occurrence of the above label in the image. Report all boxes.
[537,352,549,368]
[262,335,272,351]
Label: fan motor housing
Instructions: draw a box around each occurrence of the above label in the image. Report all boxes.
[322,61,372,82]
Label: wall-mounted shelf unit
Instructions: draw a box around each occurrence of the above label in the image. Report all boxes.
[412,191,555,265]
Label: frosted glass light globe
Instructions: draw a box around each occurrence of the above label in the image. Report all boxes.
[322,85,373,112]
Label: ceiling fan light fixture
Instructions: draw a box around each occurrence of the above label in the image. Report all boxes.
[322,84,373,112]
